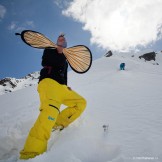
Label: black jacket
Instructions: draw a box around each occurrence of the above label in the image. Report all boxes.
[39,48,68,85]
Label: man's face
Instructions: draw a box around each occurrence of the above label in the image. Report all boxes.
[57,36,66,47]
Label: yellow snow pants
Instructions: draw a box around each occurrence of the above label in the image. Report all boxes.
[20,78,86,159]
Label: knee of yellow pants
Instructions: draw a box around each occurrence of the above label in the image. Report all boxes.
[74,97,87,114]
[79,97,87,112]
[55,98,87,128]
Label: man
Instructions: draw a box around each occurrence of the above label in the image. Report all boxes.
[120,63,125,70]
[20,34,86,159]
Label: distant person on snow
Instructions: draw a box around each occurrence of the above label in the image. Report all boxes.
[120,63,125,70]
[20,34,86,159]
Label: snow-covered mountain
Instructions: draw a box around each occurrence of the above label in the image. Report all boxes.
[0,51,162,162]
[0,50,161,96]
[0,72,39,95]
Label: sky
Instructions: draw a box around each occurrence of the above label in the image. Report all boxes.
[0,0,162,79]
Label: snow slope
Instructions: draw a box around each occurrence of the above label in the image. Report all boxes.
[0,53,162,162]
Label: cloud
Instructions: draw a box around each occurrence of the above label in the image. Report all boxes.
[0,4,6,20]
[53,0,71,9]
[8,20,35,32]
[63,0,162,51]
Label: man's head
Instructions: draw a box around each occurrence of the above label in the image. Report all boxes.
[57,34,67,48]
